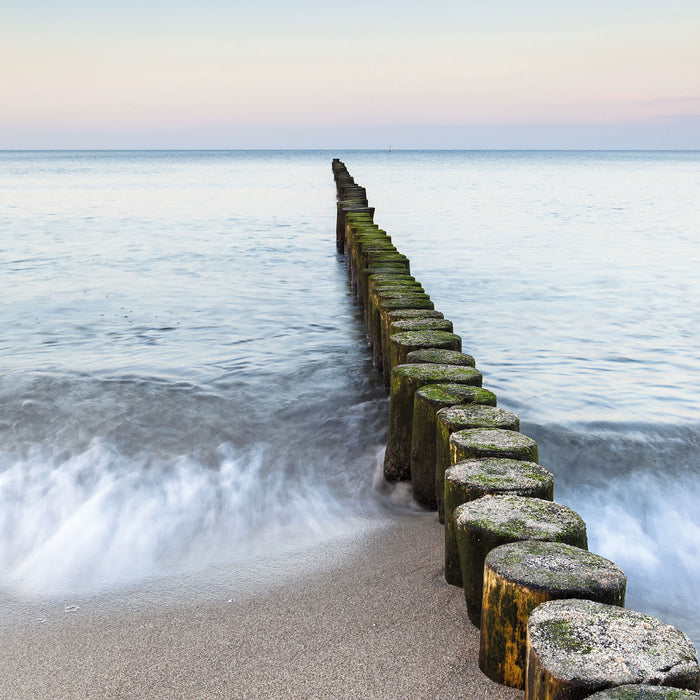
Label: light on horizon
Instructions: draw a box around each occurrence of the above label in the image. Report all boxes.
[2,1,699,149]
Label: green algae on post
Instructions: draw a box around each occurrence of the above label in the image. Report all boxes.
[586,686,700,699]
[369,290,432,365]
[364,252,410,269]
[371,295,436,370]
[387,308,444,322]
[436,412,521,522]
[386,330,462,384]
[384,309,445,341]
[368,280,425,321]
[480,540,626,690]
[449,427,537,468]
[526,599,700,700]
[413,404,516,514]
[410,385,498,510]
[336,205,373,252]
[368,285,428,347]
[385,321,457,382]
[406,348,476,366]
[454,494,587,627]
[369,284,429,318]
[369,277,422,298]
[383,364,483,482]
[443,457,554,586]
[389,318,454,334]
[358,267,411,306]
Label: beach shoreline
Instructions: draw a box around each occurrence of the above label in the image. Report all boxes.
[1,512,521,699]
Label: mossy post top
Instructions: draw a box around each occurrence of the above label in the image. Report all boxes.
[373,285,426,298]
[391,363,483,389]
[368,272,415,284]
[363,253,410,266]
[345,211,373,221]
[389,318,454,334]
[389,329,462,346]
[369,274,417,286]
[378,296,435,312]
[387,308,444,321]
[528,599,700,691]
[450,427,536,454]
[455,494,587,544]
[373,284,426,298]
[406,348,475,366]
[415,383,496,407]
[485,540,626,597]
[438,405,519,431]
[586,686,700,699]
[375,287,428,300]
[445,457,553,495]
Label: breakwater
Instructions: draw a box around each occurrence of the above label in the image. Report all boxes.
[332,158,700,699]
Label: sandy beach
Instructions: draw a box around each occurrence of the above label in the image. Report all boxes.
[1,512,522,699]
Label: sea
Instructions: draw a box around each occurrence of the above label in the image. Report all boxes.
[1,150,699,646]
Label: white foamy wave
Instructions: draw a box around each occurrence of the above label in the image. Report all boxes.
[370,447,424,510]
[564,469,700,645]
[0,439,371,597]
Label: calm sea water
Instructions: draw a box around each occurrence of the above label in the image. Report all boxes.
[1,150,699,644]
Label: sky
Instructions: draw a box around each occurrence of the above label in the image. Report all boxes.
[1,0,699,149]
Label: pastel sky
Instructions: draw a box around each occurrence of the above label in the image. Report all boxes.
[2,0,700,148]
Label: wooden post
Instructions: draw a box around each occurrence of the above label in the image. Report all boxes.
[443,457,554,586]
[436,410,521,522]
[480,540,626,689]
[410,385,498,510]
[584,686,700,699]
[406,348,476,366]
[387,330,462,384]
[454,495,587,627]
[384,364,483,482]
[526,599,700,699]
[450,427,538,467]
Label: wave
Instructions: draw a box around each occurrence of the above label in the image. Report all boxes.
[0,438,395,598]
[525,420,700,646]
[0,369,395,598]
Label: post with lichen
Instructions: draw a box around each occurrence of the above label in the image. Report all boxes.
[526,600,700,699]
[410,384,497,510]
[479,540,626,689]
[454,494,587,627]
[443,458,554,586]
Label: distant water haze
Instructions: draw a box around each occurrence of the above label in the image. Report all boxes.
[1,150,699,648]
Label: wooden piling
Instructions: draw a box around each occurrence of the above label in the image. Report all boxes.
[454,495,587,626]
[443,458,554,586]
[480,540,626,689]
[410,385,498,510]
[526,600,700,699]
[384,364,483,482]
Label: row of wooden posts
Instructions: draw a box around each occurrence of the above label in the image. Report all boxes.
[331,158,700,700]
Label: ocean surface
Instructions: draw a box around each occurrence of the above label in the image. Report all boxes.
[1,150,699,645]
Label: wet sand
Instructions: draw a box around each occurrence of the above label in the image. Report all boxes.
[1,513,522,699]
